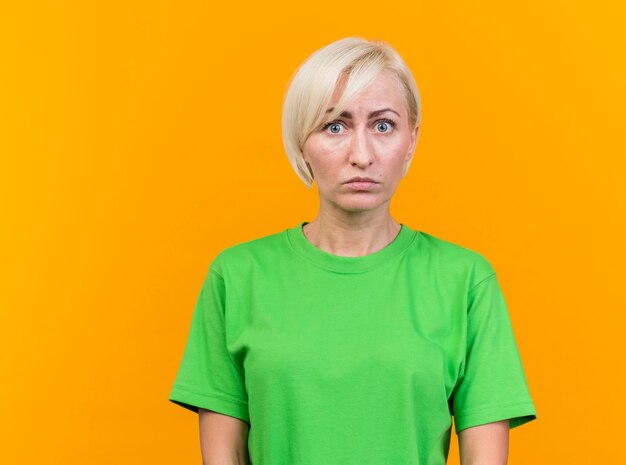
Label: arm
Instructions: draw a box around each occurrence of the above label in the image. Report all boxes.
[199,408,250,465]
[458,419,509,465]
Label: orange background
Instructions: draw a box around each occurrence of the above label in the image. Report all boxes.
[1,1,624,464]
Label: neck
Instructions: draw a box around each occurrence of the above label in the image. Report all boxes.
[302,213,402,257]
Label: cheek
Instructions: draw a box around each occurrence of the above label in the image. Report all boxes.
[304,138,346,168]
[313,137,347,156]
[372,136,410,160]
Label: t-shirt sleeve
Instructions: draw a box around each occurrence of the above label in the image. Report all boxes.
[451,270,537,433]
[168,266,250,423]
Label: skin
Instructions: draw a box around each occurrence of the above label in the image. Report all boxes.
[302,69,510,464]
[199,408,250,465]
[459,420,510,465]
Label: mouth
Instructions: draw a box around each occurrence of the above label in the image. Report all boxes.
[344,179,379,191]
[345,177,378,184]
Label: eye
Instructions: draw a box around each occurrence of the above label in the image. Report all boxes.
[322,121,345,134]
[375,119,396,133]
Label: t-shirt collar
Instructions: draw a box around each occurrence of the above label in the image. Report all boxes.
[285,221,418,273]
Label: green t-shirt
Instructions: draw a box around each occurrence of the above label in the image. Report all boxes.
[169,221,536,464]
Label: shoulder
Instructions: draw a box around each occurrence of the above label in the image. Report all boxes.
[208,227,289,276]
[415,229,497,286]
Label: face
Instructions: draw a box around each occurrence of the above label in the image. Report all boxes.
[302,70,419,215]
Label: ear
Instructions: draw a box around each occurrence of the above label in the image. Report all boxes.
[405,124,420,162]
[300,150,314,180]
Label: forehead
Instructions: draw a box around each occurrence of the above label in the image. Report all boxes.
[329,70,406,112]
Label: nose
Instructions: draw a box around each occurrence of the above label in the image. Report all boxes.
[348,127,374,168]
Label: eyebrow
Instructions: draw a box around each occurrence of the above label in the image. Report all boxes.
[325,107,401,119]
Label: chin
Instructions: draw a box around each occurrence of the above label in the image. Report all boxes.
[322,191,388,212]
[336,199,384,213]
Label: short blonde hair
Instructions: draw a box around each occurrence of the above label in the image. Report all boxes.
[281,37,422,188]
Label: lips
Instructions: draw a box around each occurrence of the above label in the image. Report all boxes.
[345,178,378,191]
[345,177,378,184]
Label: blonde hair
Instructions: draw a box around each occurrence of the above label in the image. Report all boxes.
[281,37,422,188]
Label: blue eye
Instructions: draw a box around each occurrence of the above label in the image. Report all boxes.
[325,122,343,134]
[376,120,394,132]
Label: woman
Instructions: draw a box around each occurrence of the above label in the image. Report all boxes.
[168,37,537,465]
